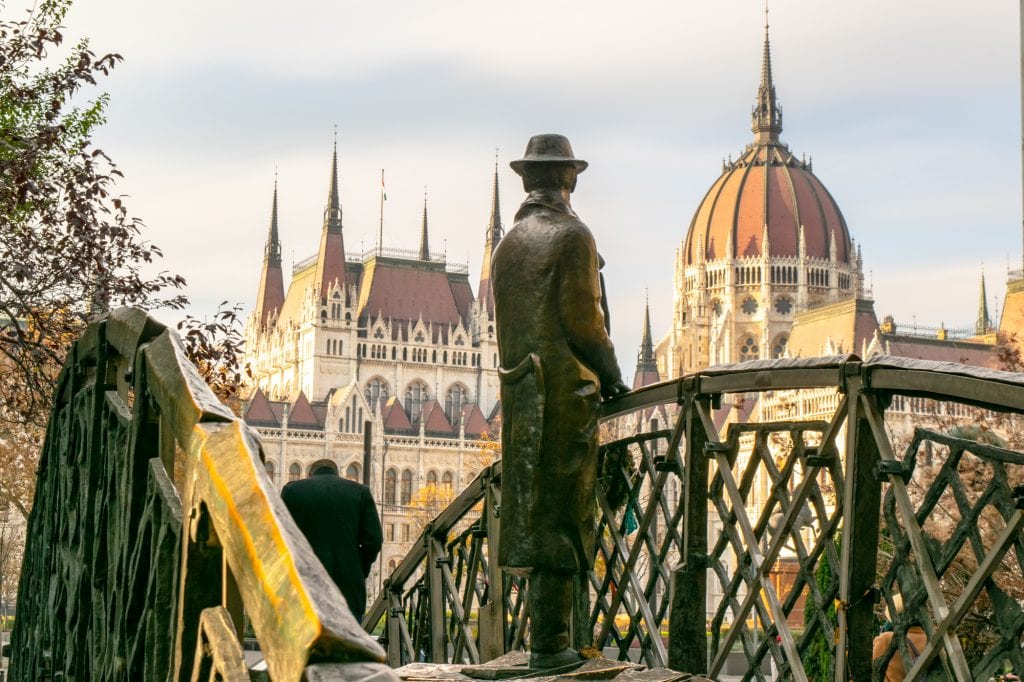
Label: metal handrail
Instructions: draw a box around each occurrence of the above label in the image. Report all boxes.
[365,353,1024,680]
[11,308,395,680]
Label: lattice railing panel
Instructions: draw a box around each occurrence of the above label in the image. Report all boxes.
[591,427,682,667]
[701,413,845,682]
[875,425,1024,679]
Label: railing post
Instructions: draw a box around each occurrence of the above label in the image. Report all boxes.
[834,375,881,682]
[386,587,403,668]
[478,474,506,662]
[669,390,708,673]
[427,531,448,662]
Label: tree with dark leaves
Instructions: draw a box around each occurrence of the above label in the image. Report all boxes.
[0,0,188,427]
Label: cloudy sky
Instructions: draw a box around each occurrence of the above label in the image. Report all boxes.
[23,0,1022,382]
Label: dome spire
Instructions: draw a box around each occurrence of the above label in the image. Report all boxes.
[752,2,783,144]
[419,188,430,261]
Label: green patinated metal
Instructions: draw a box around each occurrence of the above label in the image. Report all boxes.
[11,309,394,681]
[12,311,1024,680]
[365,355,1024,681]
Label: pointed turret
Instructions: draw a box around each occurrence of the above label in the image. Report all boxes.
[976,269,992,335]
[477,159,504,318]
[633,294,660,390]
[751,10,783,145]
[254,177,285,326]
[419,190,430,261]
[313,135,347,297]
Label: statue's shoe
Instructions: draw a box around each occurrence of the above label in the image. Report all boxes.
[528,647,585,670]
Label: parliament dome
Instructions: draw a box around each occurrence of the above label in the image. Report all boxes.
[682,25,853,268]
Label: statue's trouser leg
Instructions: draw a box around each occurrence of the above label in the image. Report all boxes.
[528,569,573,654]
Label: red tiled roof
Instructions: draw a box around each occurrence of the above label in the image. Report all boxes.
[381,396,413,433]
[449,276,475,323]
[357,257,466,327]
[244,387,279,426]
[255,263,285,324]
[684,144,851,266]
[882,337,994,368]
[420,399,453,435]
[289,391,322,429]
[314,229,347,296]
[632,369,661,391]
[461,403,490,437]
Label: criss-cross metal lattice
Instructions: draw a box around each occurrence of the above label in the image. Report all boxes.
[366,355,1024,680]
[18,309,1024,681]
[703,416,845,681]
[12,309,391,681]
[873,423,1024,680]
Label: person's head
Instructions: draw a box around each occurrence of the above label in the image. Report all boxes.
[511,134,587,195]
[310,461,338,476]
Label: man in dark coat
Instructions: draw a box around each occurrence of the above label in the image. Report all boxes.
[281,462,383,621]
[492,134,628,668]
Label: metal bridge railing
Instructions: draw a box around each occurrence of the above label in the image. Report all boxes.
[364,354,1024,680]
[11,308,395,681]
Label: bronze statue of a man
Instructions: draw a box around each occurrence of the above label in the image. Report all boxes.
[492,134,628,668]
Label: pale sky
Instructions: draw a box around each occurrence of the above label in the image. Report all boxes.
[21,0,1022,382]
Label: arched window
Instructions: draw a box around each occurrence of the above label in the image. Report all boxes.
[405,381,429,424]
[445,384,468,426]
[384,468,397,505]
[345,462,361,481]
[739,335,759,361]
[264,460,276,480]
[442,470,454,491]
[427,470,439,487]
[388,558,398,573]
[364,377,390,413]
[772,333,789,360]
[400,469,414,505]
[288,462,301,482]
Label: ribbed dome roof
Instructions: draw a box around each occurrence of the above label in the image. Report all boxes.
[683,144,851,265]
[682,21,852,267]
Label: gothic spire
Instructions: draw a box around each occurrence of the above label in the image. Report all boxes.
[487,158,503,248]
[314,132,347,296]
[324,132,343,234]
[633,293,660,390]
[419,189,430,261]
[751,6,783,144]
[254,175,285,325]
[266,174,281,265]
[477,156,503,318]
[976,268,992,335]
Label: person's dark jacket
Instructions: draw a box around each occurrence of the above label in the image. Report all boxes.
[281,470,383,619]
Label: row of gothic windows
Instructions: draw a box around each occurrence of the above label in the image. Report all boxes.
[354,340,483,367]
[326,338,343,355]
[364,378,470,426]
[383,468,455,506]
[264,460,362,483]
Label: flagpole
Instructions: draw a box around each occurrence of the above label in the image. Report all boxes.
[378,168,385,256]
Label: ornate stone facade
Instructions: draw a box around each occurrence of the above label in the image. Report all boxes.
[242,142,505,580]
[658,25,865,378]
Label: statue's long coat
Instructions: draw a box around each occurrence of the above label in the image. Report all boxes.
[492,189,622,574]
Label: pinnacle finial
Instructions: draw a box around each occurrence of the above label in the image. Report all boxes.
[265,175,281,264]
[976,266,992,334]
[752,4,783,144]
[636,291,657,374]
[419,187,430,261]
[487,155,503,246]
[324,132,342,232]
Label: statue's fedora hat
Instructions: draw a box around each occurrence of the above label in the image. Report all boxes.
[510,134,588,175]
